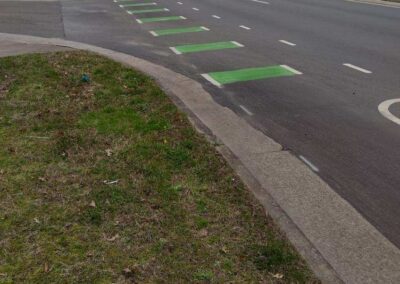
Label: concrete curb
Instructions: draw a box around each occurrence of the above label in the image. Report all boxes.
[2,32,400,283]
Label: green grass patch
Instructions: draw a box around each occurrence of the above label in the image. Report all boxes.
[0,51,318,283]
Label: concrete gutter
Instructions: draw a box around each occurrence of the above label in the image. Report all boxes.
[1,32,400,283]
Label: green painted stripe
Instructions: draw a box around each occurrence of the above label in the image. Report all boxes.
[121,3,157,7]
[137,16,185,23]
[151,26,208,36]
[128,8,168,14]
[171,41,243,54]
[202,65,301,86]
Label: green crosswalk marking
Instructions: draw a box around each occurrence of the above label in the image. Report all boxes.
[150,26,208,36]
[128,8,168,14]
[137,16,185,23]
[121,3,157,7]
[171,41,243,54]
[202,65,302,87]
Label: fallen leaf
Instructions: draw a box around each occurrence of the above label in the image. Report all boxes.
[220,246,228,254]
[104,233,120,242]
[89,200,96,208]
[271,273,284,279]
[197,228,209,237]
[38,177,46,182]
[103,180,119,185]
[122,267,135,280]
[105,149,112,157]
[44,262,49,273]
[34,217,40,224]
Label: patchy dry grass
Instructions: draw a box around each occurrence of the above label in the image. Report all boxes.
[0,51,317,283]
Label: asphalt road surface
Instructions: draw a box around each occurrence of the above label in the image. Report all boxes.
[1,0,400,248]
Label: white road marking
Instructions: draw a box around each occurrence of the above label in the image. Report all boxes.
[170,47,182,55]
[239,25,251,30]
[177,1,183,4]
[149,31,158,36]
[280,65,303,75]
[180,16,187,19]
[120,3,157,8]
[201,26,210,31]
[343,63,372,74]
[299,155,319,172]
[239,105,254,116]
[192,7,199,11]
[231,41,244,47]
[378,99,400,126]
[136,19,143,23]
[212,15,221,19]
[279,40,296,46]
[201,74,222,88]
[127,10,133,14]
[251,0,270,4]
[345,0,400,9]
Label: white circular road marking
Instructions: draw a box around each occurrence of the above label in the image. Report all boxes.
[378,98,400,125]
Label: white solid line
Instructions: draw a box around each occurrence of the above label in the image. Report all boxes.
[378,98,400,126]
[149,31,158,37]
[212,15,221,19]
[201,26,210,31]
[279,40,296,46]
[343,63,372,74]
[231,41,244,47]
[345,0,400,9]
[251,0,270,4]
[239,105,253,116]
[239,25,251,30]
[201,74,222,88]
[299,155,319,172]
[169,47,182,55]
[280,65,303,75]
[192,7,199,11]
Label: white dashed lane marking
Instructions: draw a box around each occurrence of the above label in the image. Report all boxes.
[240,25,251,30]
[279,40,296,46]
[251,0,270,4]
[343,63,372,74]
[212,15,221,19]
[192,7,199,11]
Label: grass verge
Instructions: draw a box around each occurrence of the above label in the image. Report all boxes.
[0,51,318,283]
